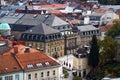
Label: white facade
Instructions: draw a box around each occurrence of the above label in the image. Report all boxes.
[58,54,73,70]
[100,11,119,25]
[0,72,24,80]
[0,0,6,6]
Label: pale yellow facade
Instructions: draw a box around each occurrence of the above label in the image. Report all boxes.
[25,67,60,80]
[73,55,90,76]
[81,35,100,46]
[25,39,64,57]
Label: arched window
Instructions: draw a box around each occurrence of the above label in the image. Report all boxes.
[35,73,37,79]
[53,70,55,75]
[28,74,31,80]
[41,72,44,77]
[47,71,50,76]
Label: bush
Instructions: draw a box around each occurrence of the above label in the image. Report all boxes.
[73,76,82,80]
[63,70,69,78]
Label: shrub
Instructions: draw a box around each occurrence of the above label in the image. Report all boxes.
[73,76,82,80]
[63,70,69,78]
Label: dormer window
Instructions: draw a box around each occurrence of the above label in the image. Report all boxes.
[36,63,42,67]
[45,62,49,65]
[27,64,33,68]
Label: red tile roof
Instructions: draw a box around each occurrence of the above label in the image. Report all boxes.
[99,24,113,32]
[15,52,59,70]
[0,55,22,74]
[47,10,62,14]
[93,8,112,13]
[28,4,67,10]
[4,45,60,71]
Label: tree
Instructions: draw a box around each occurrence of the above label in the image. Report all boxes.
[106,20,120,38]
[73,76,82,80]
[12,0,16,4]
[88,35,99,68]
[98,36,117,64]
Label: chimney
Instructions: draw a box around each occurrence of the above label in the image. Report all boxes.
[14,45,18,54]
[24,47,30,53]
[84,16,90,24]
[25,6,28,13]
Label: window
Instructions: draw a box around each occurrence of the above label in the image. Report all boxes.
[53,70,55,75]
[28,74,31,80]
[35,73,37,79]
[5,76,13,80]
[47,71,50,76]
[48,49,49,53]
[45,62,49,65]
[15,74,19,80]
[27,64,33,68]
[41,72,44,77]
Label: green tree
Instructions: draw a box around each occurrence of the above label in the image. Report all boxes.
[98,36,117,64]
[12,0,16,4]
[73,76,82,80]
[88,35,99,68]
[106,20,120,38]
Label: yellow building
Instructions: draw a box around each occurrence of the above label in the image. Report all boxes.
[73,48,89,77]
[4,45,63,80]
[20,23,64,58]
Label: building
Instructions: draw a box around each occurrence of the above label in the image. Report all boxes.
[77,25,101,46]
[73,48,89,78]
[0,13,80,55]
[20,23,64,58]
[0,43,63,80]
[0,53,24,80]
[82,11,119,26]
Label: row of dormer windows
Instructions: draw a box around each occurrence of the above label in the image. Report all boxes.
[81,30,100,36]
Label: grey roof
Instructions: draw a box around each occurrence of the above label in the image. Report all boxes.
[24,23,60,35]
[0,13,24,24]
[16,14,69,27]
[50,16,69,26]
[77,25,99,32]
[89,13,104,16]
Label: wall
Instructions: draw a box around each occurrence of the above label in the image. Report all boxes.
[0,71,24,80]
[25,67,60,80]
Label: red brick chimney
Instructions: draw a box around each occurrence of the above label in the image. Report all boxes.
[14,45,18,54]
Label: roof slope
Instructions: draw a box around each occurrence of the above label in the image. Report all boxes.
[24,23,59,35]
[0,55,22,74]
[77,25,99,31]
[4,45,60,71]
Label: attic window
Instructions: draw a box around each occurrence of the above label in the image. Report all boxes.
[15,13,19,16]
[19,21,23,24]
[45,62,49,65]
[36,63,42,67]
[5,12,9,16]
[27,64,33,68]
[10,13,14,16]
[33,14,38,18]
